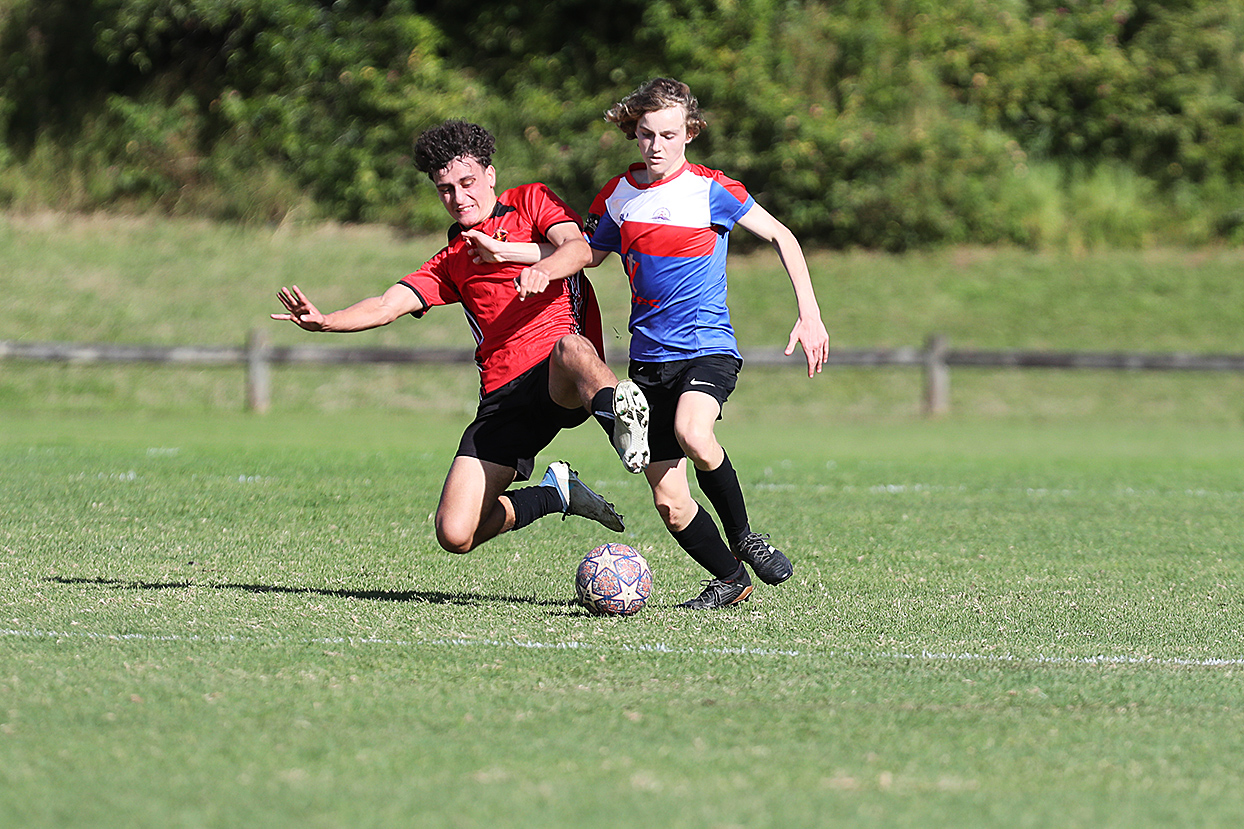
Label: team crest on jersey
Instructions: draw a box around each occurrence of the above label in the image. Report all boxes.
[651,207,672,222]
[493,228,509,241]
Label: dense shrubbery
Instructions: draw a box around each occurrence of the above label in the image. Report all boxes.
[1,0,1242,248]
[0,0,480,224]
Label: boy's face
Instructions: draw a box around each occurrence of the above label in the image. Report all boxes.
[432,155,497,228]
[635,106,692,182]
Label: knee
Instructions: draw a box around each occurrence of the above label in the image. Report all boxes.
[676,426,719,467]
[435,515,477,555]
[653,492,695,531]
[550,334,595,368]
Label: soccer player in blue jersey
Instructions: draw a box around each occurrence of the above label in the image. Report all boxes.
[584,78,831,608]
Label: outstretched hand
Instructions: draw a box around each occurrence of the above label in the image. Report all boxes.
[271,285,327,331]
[786,316,831,378]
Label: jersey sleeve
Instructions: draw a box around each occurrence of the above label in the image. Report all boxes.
[515,182,582,239]
[399,245,462,317]
[706,169,755,231]
[586,176,624,253]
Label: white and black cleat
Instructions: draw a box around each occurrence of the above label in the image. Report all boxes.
[611,380,650,473]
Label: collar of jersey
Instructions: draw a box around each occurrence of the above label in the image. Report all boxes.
[625,160,690,189]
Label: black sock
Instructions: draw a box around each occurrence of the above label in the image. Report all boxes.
[669,504,740,580]
[695,452,750,546]
[590,387,615,435]
[506,483,564,531]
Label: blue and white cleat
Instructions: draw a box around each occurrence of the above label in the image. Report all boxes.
[541,461,625,532]
[611,379,650,473]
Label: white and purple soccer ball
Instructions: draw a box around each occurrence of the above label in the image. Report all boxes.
[575,543,653,616]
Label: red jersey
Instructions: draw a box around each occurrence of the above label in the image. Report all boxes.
[400,183,605,395]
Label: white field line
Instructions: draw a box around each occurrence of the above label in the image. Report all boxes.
[756,482,1244,500]
[3,626,1242,668]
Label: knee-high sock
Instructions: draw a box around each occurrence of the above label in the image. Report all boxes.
[669,503,741,580]
[695,452,750,546]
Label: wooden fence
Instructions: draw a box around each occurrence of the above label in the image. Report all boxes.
[4,331,1243,415]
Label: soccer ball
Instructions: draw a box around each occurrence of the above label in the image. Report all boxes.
[575,543,653,616]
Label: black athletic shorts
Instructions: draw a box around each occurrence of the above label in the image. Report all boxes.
[629,354,742,463]
[456,356,590,481]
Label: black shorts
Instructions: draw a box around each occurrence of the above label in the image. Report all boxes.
[456,357,590,481]
[629,354,742,463]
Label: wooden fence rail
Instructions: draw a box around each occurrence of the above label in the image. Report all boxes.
[4,332,1243,416]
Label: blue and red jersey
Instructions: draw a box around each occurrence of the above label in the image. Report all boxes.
[400,183,604,395]
[587,161,753,362]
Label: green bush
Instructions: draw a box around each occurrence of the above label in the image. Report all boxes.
[937,0,1244,183]
[1,0,480,223]
[1,0,1243,247]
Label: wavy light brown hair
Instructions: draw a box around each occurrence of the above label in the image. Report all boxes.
[604,78,707,140]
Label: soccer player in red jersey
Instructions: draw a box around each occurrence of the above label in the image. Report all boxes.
[273,121,649,555]
[585,79,831,608]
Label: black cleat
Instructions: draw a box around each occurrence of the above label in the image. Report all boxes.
[732,532,794,585]
[678,564,753,609]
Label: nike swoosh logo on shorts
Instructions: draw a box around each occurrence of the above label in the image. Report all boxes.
[689,379,716,388]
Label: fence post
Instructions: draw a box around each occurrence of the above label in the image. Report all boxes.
[923,333,950,417]
[246,328,271,414]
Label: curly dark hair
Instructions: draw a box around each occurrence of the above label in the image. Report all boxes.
[605,78,707,141]
[413,120,496,178]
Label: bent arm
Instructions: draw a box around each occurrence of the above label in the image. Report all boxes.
[475,234,609,269]
[461,228,555,264]
[735,203,830,377]
[538,221,593,276]
[584,245,612,268]
[513,221,594,299]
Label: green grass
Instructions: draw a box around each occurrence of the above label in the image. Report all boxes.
[6,213,1244,352]
[3,214,1244,825]
[3,412,1243,827]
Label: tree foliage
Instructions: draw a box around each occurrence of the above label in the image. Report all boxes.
[1,0,1242,247]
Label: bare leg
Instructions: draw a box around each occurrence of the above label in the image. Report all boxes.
[434,456,518,553]
[646,456,741,582]
[548,334,650,474]
[675,391,793,584]
[674,391,725,471]
[644,458,697,532]
[546,333,617,410]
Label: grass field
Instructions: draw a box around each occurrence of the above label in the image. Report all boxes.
[3,411,1243,828]
[3,214,1244,826]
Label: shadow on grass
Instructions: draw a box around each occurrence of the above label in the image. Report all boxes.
[46,576,571,608]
